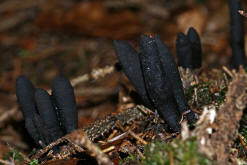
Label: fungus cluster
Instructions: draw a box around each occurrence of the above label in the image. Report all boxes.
[16,76,78,147]
[16,28,203,146]
[176,27,202,69]
[11,1,247,164]
[113,32,200,131]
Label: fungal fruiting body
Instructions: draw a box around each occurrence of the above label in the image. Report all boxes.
[16,76,78,147]
[176,27,202,69]
[229,0,247,69]
[114,34,198,131]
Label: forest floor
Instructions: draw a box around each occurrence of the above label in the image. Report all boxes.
[1,0,247,164]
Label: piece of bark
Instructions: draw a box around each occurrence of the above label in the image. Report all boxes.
[194,67,247,164]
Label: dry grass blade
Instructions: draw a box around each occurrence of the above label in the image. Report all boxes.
[222,66,233,78]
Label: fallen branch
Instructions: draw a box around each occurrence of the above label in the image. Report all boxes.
[32,106,148,163]
[71,64,115,87]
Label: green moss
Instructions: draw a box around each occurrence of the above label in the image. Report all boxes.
[216,87,227,105]
[185,82,213,107]
[142,137,211,165]
[29,159,39,165]
[239,125,247,143]
[185,82,227,108]
[119,153,139,165]
[0,149,24,165]
[196,83,214,105]
[239,125,247,141]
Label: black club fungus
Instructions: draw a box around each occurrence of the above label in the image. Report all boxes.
[113,40,154,109]
[52,77,78,134]
[114,34,198,132]
[35,88,63,142]
[229,0,247,69]
[187,27,202,69]
[16,75,78,148]
[176,27,202,69]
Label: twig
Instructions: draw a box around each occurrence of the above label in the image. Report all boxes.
[102,146,115,153]
[107,130,118,141]
[71,65,115,87]
[239,134,247,151]
[33,137,68,159]
[222,66,233,78]
[0,106,18,127]
[116,121,126,132]
[136,148,145,159]
[137,105,154,115]
[194,87,198,105]
[47,65,115,94]
[68,131,113,165]
[128,130,147,145]
[106,132,129,143]
[33,106,147,163]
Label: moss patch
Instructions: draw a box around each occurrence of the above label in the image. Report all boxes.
[185,82,227,109]
[142,137,211,165]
